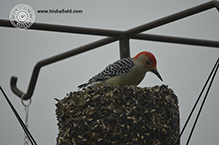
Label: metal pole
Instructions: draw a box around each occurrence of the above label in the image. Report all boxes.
[119,35,130,59]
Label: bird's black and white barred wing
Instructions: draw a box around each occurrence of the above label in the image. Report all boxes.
[78,58,134,88]
[89,58,134,83]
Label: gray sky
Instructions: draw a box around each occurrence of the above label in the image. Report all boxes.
[1,0,219,144]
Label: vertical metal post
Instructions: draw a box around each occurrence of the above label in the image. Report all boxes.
[119,36,130,59]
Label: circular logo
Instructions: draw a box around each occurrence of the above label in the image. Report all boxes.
[9,4,35,29]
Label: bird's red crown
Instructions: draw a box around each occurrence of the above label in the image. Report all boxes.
[133,51,157,65]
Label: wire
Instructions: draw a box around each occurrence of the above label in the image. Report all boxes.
[0,86,37,145]
[175,58,219,145]
[186,58,219,145]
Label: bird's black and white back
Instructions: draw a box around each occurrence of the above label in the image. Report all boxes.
[78,57,134,88]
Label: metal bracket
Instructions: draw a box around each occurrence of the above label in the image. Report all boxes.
[0,0,219,100]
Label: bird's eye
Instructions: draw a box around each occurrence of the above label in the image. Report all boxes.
[146,61,150,65]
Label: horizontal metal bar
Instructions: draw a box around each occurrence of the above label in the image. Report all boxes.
[132,33,219,48]
[1,19,219,48]
[0,19,122,38]
[11,37,117,100]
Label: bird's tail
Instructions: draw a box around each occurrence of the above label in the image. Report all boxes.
[78,82,89,89]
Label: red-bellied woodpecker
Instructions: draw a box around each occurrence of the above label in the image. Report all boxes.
[78,51,163,88]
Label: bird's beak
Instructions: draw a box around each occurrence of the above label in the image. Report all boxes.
[151,69,163,81]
